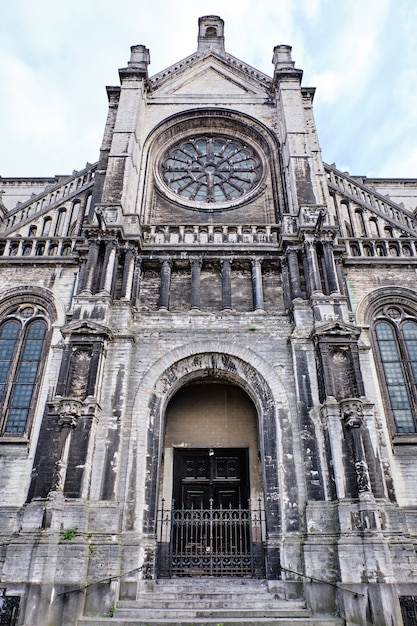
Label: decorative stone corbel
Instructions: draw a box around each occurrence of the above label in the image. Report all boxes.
[57,398,82,429]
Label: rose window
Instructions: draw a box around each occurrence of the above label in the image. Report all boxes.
[161,136,262,203]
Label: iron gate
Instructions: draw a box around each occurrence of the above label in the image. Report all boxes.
[157,498,265,577]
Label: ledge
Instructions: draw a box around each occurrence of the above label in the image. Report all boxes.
[392,434,417,455]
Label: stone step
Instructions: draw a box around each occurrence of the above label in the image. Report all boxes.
[119,600,304,609]
[79,618,345,625]
[113,607,311,619]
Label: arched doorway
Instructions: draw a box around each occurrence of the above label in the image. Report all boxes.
[157,381,265,577]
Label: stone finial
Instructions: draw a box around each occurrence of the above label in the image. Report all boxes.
[272,45,295,70]
[272,45,303,82]
[129,45,150,70]
[197,15,225,53]
[119,44,150,80]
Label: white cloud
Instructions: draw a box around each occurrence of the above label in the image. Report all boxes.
[0,0,415,178]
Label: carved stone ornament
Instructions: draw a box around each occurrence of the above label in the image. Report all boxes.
[340,398,363,428]
[58,399,82,428]
[300,205,327,226]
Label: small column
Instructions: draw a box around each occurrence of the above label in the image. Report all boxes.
[323,241,339,294]
[132,259,142,305]
[281,258,292,310]
[87,342,103,398]
[100,239,118,293]
[83,239,100,292]
[190,258,202,310]
[221,259,232,310]
[76,257,88,294]
[158,260,172,310]
[286,248,303,300]
[251,259,264,311]
[304,238,322,294]
[341,399,371,494]
[121,246,136,300]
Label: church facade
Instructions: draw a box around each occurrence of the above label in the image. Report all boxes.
[1,15,417,626]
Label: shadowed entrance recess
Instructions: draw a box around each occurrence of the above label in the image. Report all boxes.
[157,382,266,577]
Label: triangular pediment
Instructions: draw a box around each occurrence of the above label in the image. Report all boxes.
[61,320,112,339]
[314,320,361,340]
[169,65,254,95]
[150,52,270,98]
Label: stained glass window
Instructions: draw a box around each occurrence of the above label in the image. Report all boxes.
[161,136,261,203]
[0,309,48,436]
[375,309,417,434]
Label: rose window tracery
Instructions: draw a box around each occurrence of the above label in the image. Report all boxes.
[161,136,262,203]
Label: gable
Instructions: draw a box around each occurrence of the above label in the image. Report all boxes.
[168,66,255,96]
[150,53,270,99]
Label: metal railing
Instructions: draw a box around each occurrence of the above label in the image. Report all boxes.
[157,498,265,578]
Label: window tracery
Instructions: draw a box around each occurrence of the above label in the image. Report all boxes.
[161,136,262,203]
[374,305,417,434]
[0,304,49,435]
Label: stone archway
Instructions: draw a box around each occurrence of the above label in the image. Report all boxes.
[137,350,286,579]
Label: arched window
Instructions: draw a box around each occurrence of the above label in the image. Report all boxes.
[42,217,52,236]
[0,305,49,436]
[54,208,67,236]
[374,306,417,434]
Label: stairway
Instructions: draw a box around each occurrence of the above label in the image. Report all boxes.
[78,578,345,625]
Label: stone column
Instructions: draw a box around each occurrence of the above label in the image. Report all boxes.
[251,259,264,311]
[323,241,339,294]
[190,258,202,310]
[121,246,136,300]
[340,398,371,494]
[286,248,303,300]
[83,239,100,293]
[281,258,292,310]
[100,239,118,293]
[221,259,232,310]
[304,237,322,294]
[132,259,142,305]
[158,260,172,310]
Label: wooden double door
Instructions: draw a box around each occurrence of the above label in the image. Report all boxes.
[173,448,249,509]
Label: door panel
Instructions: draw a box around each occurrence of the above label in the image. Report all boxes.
[173,448,249,508]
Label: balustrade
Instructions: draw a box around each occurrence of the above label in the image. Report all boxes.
[2,166,96,233]
[0,237,81,259]
[326,165,417,236]
[345,238,417,259]
[142,224,278,246]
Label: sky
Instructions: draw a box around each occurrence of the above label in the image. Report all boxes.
[0,0,416,179]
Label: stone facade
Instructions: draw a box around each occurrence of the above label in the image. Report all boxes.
[0,15,417,626]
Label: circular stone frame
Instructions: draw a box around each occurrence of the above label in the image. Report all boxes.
[159,135,262,206]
